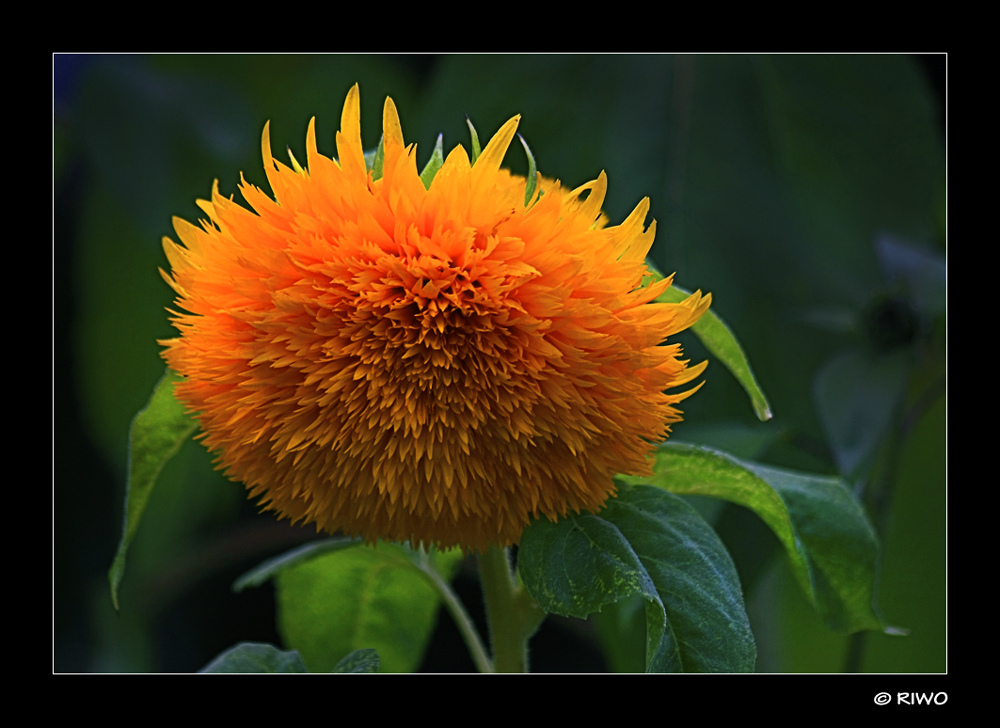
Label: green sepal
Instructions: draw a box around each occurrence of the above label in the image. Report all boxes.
[368,135,385,181]
[618,442,883,633]
[108,368,197,610]
[199,642,308,673]
[466,116,481,166]
[333,648,380,674]
[645,261,772,421]
[519,484,755,672]
[419,133,445,189]
[518,133,538,207]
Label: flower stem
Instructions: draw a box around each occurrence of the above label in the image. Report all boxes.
[478,546,529,673]
[416,556,494,673]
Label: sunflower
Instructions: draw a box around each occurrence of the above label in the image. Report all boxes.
[160,84,710,551]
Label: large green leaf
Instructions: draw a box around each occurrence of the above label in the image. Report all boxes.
[108,368,196,610]
[275,543,463,673]
[646,263,772,422]
[618,442,882,633]
[199,642,308,673]
[519,484,755,672]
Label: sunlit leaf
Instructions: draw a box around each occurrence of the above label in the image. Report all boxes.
[108,368,196,610]
[275,542,463,673]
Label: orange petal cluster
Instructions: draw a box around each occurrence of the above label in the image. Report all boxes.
[160,84,711,550]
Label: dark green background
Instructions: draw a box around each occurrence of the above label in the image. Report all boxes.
[54,54,945,672]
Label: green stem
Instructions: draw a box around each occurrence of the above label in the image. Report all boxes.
[478,546,528,673]
[412,552,493,673]
[843,631,867,673]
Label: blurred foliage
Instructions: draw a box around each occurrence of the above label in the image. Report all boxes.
[55,54,945,672]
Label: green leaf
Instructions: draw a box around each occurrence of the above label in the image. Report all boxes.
[232,537,362,592]
[199,642,308,673]
[276,542,463,673]
[618,441,882,633]
[419,133,445,189]
[643,260,771,421]
[466,116,481,166]
[518,133,538,207]
[333,648,380,674]
[519,484,755,672]
[108,368,197,610]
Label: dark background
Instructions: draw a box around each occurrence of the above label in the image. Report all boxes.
[55,54,945,672]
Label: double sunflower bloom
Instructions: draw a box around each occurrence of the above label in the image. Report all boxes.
[160,85,710,551]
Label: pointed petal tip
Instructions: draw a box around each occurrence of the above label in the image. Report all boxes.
[261,121,277,172]
[471,115,521,178]
[306,117,318,164]
[672,377,707,402]
[688,358,710,378]
[495,114,521,139]
[383,96,403,145]
[341,84,361,133]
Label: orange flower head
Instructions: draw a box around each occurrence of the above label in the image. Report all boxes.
[160,85,711,551]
